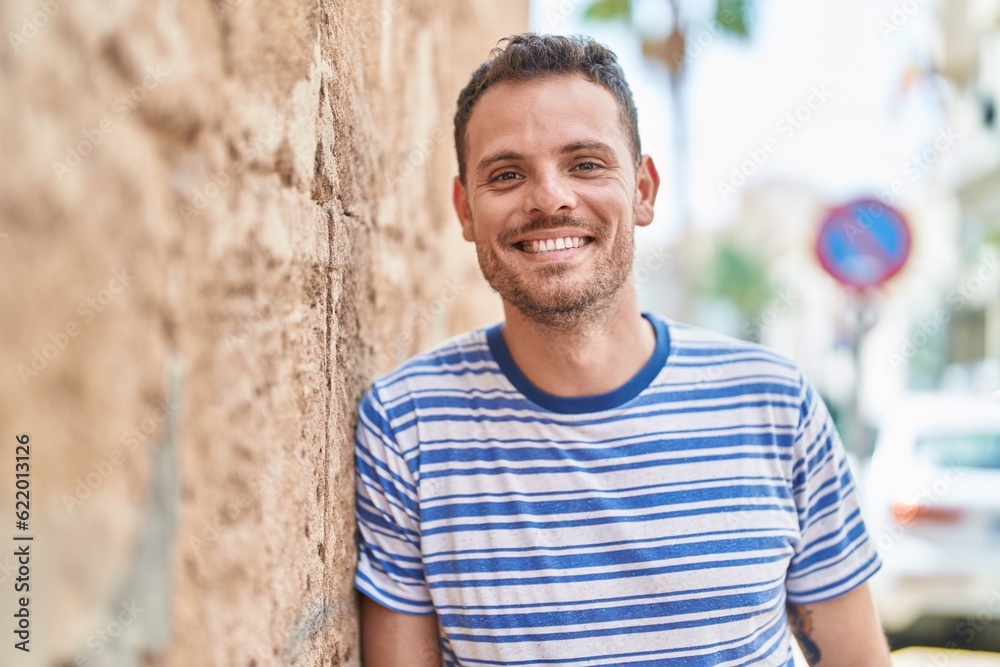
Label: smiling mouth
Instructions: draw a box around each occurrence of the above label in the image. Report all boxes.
[515,236,595,254]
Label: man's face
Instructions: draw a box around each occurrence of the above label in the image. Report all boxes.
[453,73,659,329]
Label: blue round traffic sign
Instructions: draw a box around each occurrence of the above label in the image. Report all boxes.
[817,198,911,288]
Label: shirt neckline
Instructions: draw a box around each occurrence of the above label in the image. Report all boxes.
[484,312,670,414]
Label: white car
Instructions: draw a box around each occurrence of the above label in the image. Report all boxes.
[860,393,1000,634]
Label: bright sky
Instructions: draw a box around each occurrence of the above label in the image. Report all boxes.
[530,0,943,245]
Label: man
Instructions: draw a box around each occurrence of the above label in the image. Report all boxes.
[354,33,891,666]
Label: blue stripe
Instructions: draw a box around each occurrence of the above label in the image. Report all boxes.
[423,482,792,522]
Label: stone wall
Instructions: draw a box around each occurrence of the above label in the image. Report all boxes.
[0,1,523,664]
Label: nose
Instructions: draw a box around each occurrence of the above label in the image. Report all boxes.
[524,166,577,217]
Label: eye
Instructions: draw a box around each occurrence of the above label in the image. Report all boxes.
[573,161,601,172]
[490,170,522,183]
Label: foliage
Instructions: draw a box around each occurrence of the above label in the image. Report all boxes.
[583,0,752,40]
[714,0,750,39]
[583,0,632,23]
[700,240,773,319]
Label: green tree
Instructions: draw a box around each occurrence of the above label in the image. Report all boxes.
[697,238,773,342]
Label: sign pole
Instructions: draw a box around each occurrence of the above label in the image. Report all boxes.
[817,199,910,458]
[845,290,879,457]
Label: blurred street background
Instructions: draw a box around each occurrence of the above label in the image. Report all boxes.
[530,0,1000,661]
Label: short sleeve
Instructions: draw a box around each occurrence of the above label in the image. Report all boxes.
[784,374,882,604]
[353,384,434,615]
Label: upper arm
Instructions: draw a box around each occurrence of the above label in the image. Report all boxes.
[354,387,441,664]
[354,387,434,614]
[786,582,891,667]
[786,375,882,601]
[360,593,442,667]
[784,377,889,665]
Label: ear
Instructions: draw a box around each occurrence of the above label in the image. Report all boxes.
[634,155,660,228]
[453,175,475,242]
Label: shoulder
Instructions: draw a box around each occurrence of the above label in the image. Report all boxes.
[657,314,804,384]
[658,316,799,375]
[365,323,497,408]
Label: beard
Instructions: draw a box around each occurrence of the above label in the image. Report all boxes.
[472,206,637,331]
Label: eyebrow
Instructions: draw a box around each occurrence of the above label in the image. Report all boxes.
[560,140,616,156]
[475,150,524,175]
[474,141,618,175]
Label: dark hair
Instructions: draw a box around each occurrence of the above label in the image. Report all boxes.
[453,33,641,184]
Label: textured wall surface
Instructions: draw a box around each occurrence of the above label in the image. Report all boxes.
[0,0,523,664]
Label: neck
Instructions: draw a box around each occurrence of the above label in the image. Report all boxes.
[498,286,656,398]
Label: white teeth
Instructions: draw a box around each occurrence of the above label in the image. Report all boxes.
[522,236,590,254]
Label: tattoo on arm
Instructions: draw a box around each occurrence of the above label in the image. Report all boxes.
[787,602,822,665]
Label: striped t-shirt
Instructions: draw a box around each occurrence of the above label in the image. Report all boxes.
[353,312,881,666]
